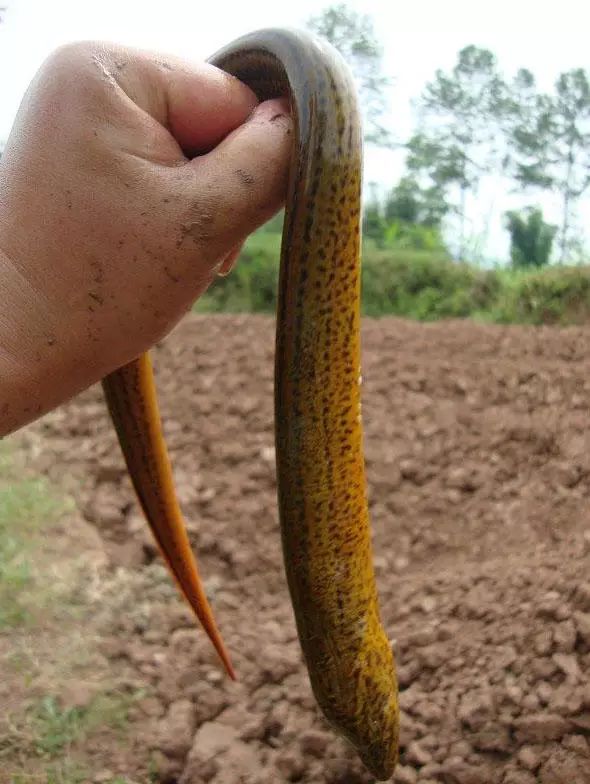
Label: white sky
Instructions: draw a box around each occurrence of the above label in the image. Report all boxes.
[1,0,589,262]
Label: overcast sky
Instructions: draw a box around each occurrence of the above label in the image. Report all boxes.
[1,0,589,262]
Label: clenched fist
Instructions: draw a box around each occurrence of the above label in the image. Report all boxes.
[0,41,291,436]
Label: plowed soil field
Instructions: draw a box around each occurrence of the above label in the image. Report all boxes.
[4,315,590,784]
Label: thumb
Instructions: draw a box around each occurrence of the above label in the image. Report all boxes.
[168,97,292,266]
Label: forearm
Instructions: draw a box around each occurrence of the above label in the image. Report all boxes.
[0,233,70,436]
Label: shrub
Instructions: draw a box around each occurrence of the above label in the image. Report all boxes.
[494,265,590,324]
[196,229,590,326]
[505,207,557,268]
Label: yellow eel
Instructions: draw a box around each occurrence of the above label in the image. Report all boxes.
[101,28,399,780]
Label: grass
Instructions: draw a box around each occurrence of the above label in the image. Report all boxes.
[0,447,70,630]
[195,232,281,314]
[490,263,590,324]
[8,765,136,784]
[2,689,145,784]
[0,441,149,784]
[195,228,590,325]
[29,693,134,757]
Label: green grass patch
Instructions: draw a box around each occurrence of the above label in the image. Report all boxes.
[2,691,143,783]
[491,264,590,324]
[196,229,590,325]
[196,232,280,314]
[29,693,134,757]
[9,766,88,784]
[0,443,152,784]
[0,454,70,629]
[359,248,500,319]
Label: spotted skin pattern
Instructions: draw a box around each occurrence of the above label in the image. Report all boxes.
[101,29,399,781]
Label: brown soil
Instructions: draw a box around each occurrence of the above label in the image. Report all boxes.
[11,314,590,783]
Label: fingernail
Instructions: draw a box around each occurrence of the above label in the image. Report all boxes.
[251,97,291,123]
[216,243,243,277]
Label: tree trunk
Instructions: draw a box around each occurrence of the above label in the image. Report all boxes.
[560,143,575,263]
[458,186,466,261]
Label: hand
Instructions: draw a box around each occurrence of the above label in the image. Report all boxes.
[0,41,291,437]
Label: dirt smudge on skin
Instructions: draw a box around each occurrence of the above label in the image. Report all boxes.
[177,217,213,248]
[235,169,256,187]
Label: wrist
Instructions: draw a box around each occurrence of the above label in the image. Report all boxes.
[0,202,53,436]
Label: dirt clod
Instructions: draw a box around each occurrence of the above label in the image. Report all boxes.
[18,315,590,783]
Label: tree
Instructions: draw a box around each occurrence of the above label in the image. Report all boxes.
[407,45,508,259]
[384,175,448,228]
[505,207,557,268]
[306,4,393,147]
[362,177,448,253]
[508,68,590,262]
[362,182,387,242]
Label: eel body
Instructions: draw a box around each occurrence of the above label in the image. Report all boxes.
[102,28,399,780]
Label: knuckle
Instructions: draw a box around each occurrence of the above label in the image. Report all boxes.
[43,40,99,77]
[38,41,116,103]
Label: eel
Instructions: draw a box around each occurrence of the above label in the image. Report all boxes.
[101,27,399,780]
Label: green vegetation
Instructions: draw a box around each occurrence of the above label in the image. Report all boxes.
[0,446,69,629]
[492,265,590,325]
[308,4,590,261]
[227,11,590,325]
[0,443,146,784]
[307,3,393,147]
[29,694,132,757]
[3,691,139,784]
[505,208,557,269]
[363,177,448,253]
[197,230,590,325]
[359,247,500,320]
[508,67,590,262]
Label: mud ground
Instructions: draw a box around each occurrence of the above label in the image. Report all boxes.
[10,315,590,783]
